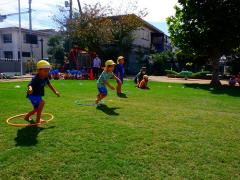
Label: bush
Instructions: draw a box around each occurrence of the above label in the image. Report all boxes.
[165,70,182,78]
[165,70,211,79]
[190,71,211,79]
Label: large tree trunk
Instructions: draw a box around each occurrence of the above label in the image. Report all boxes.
[210,57,222,86]
[209,48,222,86]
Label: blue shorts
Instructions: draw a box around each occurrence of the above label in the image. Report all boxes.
[98,86,108,95]
[28,95,42,109]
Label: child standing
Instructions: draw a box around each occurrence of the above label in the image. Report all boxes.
[25,60,60,125]
[114,56,125,96]
[138,75,150,89]
[96,60,122,105]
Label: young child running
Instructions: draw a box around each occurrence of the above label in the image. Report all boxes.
[96,60,122,105]
[114,56,126,97]
[25,60,60,125]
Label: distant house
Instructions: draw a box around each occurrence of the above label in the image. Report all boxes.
[0,27,56,73]
[108,15,172,74]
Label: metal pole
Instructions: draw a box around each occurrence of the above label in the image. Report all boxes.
[29,0,33,61]
[18,0,23,76]
[40,38,43,59]
[77,0,82,15]
[69,0,72,20]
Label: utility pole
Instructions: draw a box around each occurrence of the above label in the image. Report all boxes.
[77,0,82,15]
[40,39,43,59]
[29,0,33,62]
[69,0,72,20]
[18,0,23,76]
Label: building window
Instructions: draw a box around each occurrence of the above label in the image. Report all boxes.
[4,51,13,59]
[24,34,38,44]
[22,52,31,57]
[18,52,31,58]
[3,34,12,43]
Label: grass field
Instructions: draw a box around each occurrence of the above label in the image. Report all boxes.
[0,80,240,179]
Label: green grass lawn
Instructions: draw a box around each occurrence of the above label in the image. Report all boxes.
[0,80,240,179]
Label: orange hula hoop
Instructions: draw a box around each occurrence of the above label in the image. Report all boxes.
[6,113,54,127]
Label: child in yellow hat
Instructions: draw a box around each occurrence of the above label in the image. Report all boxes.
[96,60,122,105]
[25,60,60,125]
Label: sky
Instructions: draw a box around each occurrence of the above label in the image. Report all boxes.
[0,0,177,35]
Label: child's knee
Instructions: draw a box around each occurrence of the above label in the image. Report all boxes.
[41,100,45,105]
[101,94,107,98]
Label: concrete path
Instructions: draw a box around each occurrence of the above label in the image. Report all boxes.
[0,75,229,85]
[149,76,229,85]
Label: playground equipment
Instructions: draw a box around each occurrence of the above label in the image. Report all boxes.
[68,48,95,80]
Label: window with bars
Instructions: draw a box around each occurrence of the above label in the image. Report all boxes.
[3,34,12,43]
[4,51,13,59]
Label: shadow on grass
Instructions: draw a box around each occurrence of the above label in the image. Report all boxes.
[184,84,240,97]
[15,126,55,146]
[96,104,120,116]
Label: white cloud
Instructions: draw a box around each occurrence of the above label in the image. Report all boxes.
[0,0,177,31]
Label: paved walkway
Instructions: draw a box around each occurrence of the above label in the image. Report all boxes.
[0,75,229,85]
[149,76,229,85]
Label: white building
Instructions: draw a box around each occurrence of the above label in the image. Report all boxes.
[0,27,55,72]
[0,27,55,61]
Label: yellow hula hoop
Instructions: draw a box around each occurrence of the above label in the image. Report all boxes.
[6,113,54,127]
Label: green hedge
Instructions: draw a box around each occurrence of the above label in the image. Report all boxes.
[165,70,211,79]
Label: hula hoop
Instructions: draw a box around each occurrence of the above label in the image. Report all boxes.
[74,100,97,107]
[6,113,54,127]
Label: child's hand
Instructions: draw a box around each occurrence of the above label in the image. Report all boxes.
[27,86,33,95]
[55,92,61,97]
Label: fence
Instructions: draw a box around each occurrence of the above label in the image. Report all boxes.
[0,59,27,73]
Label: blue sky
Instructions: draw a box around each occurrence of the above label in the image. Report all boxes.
[0,0,177,35]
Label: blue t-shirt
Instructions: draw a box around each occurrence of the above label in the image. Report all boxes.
[114,64,124,80]
[27,75,50,97]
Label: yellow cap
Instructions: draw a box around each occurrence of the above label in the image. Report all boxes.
[117,56,124,63]
[36,60,51,69]
[105,60,116,67]
[143,75,148,79]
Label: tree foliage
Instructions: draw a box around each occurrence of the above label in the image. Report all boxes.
[54,1,147,58]
[47,35,65,64]
[167,0,240,85]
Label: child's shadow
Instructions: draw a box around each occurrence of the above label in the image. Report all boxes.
[14,125,55,146]
[96,104,120,116]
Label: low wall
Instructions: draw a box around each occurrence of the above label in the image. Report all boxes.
[0,60,27,73]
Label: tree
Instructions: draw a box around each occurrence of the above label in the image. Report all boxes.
[151,51,175,75]
[54,1,147,58]
[47,35,65,65]
[167,0,240,85]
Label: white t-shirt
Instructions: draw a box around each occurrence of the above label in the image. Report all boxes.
[93,57,101,68]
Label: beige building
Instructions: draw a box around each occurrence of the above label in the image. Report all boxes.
[0,27,55,72]
[0,27,55,61]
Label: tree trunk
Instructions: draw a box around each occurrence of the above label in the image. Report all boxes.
[210,58,221,86]
[209,48,222,86]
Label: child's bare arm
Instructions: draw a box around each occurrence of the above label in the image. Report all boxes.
[114,75,122,84]
[27,85,33,94]
[48,83,60,97]
[104,81,115,90]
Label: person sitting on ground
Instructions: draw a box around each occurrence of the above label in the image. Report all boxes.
[134,67,147,86]
[229,75,237,86]
[236,72,240,85]
[138,75,150,89]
